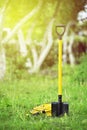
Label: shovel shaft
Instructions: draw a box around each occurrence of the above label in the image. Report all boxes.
[51,25,69,117]
[58,39,62,96]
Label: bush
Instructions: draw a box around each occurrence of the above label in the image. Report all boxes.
[4,43,28,79]
[73,55,87,84]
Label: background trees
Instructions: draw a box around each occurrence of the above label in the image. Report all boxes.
[0,0,87,78]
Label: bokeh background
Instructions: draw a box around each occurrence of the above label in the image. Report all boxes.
[0,0,87,130]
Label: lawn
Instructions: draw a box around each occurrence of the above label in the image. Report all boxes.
[0,63,87,130]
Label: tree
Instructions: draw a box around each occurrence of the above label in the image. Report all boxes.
[0,0,87,77]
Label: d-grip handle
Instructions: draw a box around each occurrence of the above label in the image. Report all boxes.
[56,25,65,39]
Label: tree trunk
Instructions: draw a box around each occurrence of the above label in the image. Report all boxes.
[17,29,28,57]
[28,18,55,73]
[63,21,76,65]
[68,33,75,65]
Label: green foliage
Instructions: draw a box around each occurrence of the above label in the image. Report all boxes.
[0,72,87,129]
[42,43,58,68]
[0,54,87,129]
[72,55,87,84]
[4,43,28,79]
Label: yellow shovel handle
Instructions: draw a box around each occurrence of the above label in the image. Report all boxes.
[58,39,62,95]
[56,25,65,96]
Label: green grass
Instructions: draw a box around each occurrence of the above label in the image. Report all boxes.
[0,64,87,130]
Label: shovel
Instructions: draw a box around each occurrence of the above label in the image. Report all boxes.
[51,25,69,117]
[30,25,69,117]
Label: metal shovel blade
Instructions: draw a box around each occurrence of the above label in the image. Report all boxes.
[51,102,69,117]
